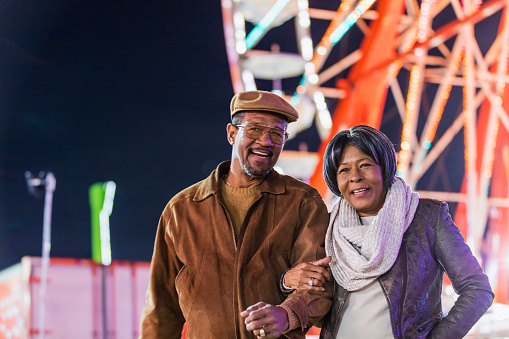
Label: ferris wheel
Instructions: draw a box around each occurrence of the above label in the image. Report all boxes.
[221,0,509,302]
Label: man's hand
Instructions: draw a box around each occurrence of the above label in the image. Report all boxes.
[241,302,288,338]
[284,256,332,291]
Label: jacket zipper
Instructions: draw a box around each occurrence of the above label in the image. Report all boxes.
[216,196,239,337]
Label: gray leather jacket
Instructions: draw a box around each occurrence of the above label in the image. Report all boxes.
[320,199,494,339]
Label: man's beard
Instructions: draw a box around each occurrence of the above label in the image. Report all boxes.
[243,163,271,179]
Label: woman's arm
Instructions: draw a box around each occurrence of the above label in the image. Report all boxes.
[429,202,494,338]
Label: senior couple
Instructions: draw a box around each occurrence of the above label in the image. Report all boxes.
[140,90,493,338]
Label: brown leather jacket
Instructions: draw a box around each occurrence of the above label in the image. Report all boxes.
[320,199,494,339]
[140,161,331,339]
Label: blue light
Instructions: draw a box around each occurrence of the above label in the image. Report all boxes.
[245,0,290,49]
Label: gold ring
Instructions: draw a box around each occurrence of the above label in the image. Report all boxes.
[260,328,266,337]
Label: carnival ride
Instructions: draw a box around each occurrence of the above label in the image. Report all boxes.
[221,0,509,320]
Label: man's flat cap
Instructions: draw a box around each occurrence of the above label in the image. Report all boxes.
[230,90,299,122]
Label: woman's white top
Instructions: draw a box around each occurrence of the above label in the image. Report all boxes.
[335,215,393,338]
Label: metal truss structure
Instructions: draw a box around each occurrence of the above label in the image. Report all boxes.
[221,0,509,303]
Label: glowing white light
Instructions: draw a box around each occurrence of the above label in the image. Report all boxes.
[233,12,245,29]
[305,62,315,74]
[318,110,332,129]
[236,41,247,54]
[301,37,313,61]
[99,181,116,266]
[313,91,332,129]
[235,30,245,40]
[299,12,311,27]
[242,70,256,90]
[308,73,319,84]
[313,91,325,101]
[317,46,327,55]
[297,0,308,10]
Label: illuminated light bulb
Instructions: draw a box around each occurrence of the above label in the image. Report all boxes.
[242,70,256,90]
[299,12,311,27]
[305,62,316,74]
[293,0,377,102]
[318,110,333,129]
[236,41,247,54]
[313,91,325,101]
[301,37,313,61]
[235,30,245,40]
[415,48,424,57]
[317,46,327,55]
[308,73,319,84]
[496,96,503,105]
[423,140,431,150]
[297,85,306,94]
[297,0,308,10]
[233,12,245,28]
[401,141,410,150]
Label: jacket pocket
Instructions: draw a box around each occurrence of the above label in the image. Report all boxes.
[175,265,193,315]
[415,314,442,336]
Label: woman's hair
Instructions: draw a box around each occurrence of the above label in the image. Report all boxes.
[323,125,397,197]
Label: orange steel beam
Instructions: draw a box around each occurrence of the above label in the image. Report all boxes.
[352,0,506,83]
[454,6,509,304]
[455,95,509,303]
[310,0,405,196]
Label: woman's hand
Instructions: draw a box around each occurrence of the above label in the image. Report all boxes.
[284,256,332,291]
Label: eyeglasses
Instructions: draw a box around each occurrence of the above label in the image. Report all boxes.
[233,123,289,145]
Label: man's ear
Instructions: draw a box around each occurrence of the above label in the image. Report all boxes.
[226,123,236,145]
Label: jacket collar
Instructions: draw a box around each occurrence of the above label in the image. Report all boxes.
[193,161,285,202]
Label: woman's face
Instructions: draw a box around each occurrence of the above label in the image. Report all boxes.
[336,145,386,216]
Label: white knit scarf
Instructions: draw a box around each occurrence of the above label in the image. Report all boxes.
[325,177,420,291]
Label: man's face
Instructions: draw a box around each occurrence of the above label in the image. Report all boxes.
[228,112,288,179]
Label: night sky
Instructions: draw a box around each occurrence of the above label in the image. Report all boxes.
[1,1,488,271]
[0,1,326,271]
[0,1,231,270]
